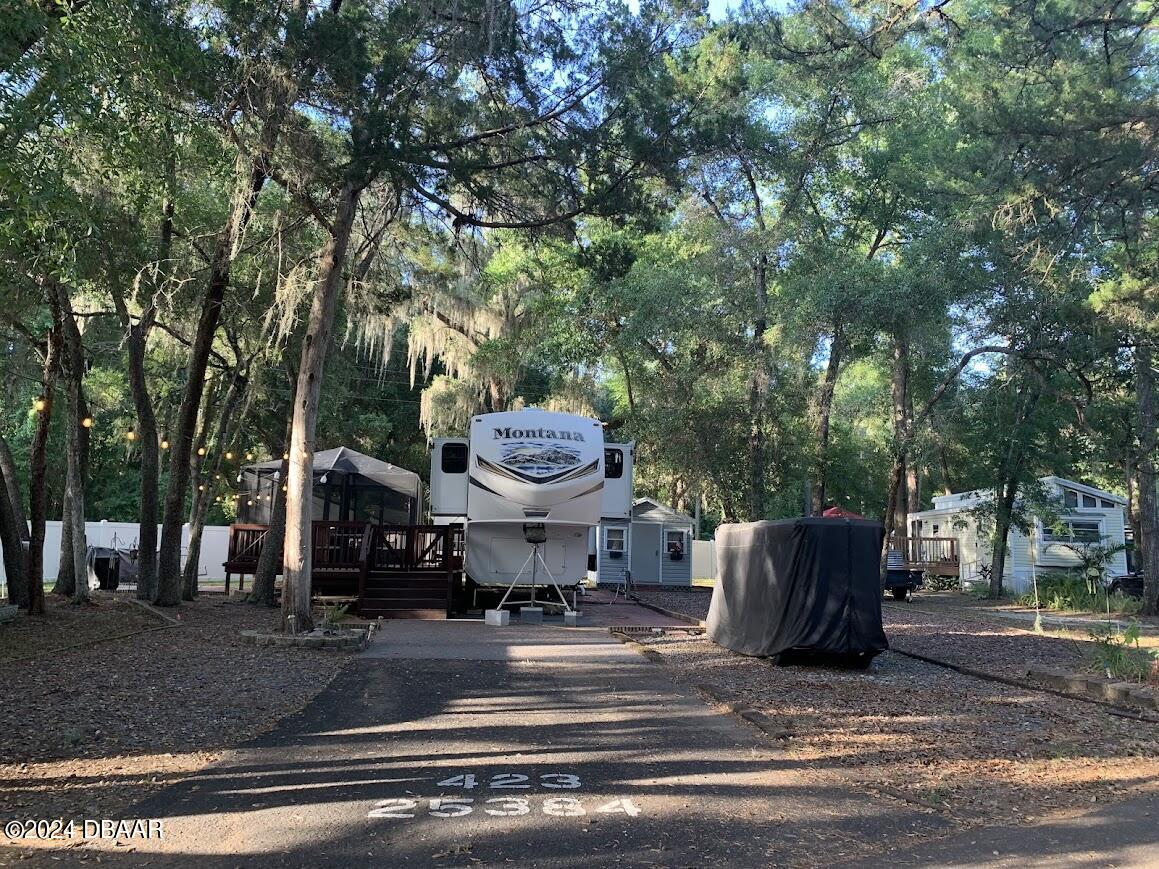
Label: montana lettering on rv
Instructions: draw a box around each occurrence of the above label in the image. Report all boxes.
[492,428,586,441]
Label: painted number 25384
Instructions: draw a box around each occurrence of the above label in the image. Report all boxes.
[367,797,640,819]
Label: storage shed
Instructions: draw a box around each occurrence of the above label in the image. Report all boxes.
[237,446,422,525]
[595,497,695,587]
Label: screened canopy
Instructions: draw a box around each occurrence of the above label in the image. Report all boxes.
[238,446,422,525]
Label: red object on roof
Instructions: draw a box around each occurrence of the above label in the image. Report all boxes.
[821,506,866,519]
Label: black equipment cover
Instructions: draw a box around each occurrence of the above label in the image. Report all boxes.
[707,518,889,659]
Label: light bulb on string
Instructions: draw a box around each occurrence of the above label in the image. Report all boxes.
[81,416,93,429]
[225,451,233,460]
[33,396,46,412]
[245,452,254,461]
[160,435,170,450]
[126,429,137,442]
[197,446,206,456]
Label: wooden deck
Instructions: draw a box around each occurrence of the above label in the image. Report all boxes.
[223,521,463,618]
[895,535,960,576]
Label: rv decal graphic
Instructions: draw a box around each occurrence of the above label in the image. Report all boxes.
[493,427,586,442]
[499,442,583,476]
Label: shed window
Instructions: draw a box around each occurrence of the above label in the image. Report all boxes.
[604,448,624,479]
[604,527,625,553]
[1100,499,1116,509]
[1044,519,1102,543]
[1082,494,1097,508]
[1063,490,1078,508]
[666,530,686,553]
[441,442,468,474]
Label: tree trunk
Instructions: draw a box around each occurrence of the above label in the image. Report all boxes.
[0,434,29,537]
[0,452,24,605]
[989,481,1018,599]
[26,325,59,615]
[249,458,288,607]
[154,92,291,606]
[746,254,769,521]
[50,281,89,604]
[890,334,910,533]
[1135,343,1158,617]
[810,323,844,514]
[182,371,246,599]
[282,181,362,633]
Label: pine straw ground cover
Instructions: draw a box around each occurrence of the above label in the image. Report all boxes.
[633,589,1159,829]
[0,593,352,831]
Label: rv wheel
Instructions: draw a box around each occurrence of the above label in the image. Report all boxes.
[891,588,910,601]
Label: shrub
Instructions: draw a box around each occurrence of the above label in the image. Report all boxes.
[1018,572,1142,615]
[1088,623,1146,680]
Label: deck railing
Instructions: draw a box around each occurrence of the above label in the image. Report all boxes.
[895,535,959,567]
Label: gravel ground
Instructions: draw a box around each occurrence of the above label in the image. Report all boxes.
[637,588,1155,680]
[0,593,353,823]
[632,588,1159,827]
[633,633,1159,826]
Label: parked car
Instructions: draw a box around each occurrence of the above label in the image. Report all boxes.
[1108,571,1145,598]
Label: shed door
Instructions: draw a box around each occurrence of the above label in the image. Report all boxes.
[630,523,661,584]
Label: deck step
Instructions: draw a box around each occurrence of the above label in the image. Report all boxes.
[359,605,447,620]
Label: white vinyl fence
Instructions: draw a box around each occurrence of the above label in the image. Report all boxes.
[0,521,230,592]
[691,539,717,582]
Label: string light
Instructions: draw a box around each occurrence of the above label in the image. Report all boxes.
[197,446,206,456]
[160,435,170,450]
[225,451,234,460]
[282,452,289,460]
[245,452,254,461]
[81,416,93,428]
[198,484,206,491]
[33,396,46,412]
[126,429,137,441]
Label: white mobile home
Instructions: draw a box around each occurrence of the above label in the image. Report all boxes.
[595,498,695,588]
[907,476,1129,594]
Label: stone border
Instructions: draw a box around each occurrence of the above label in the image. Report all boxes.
[1028,667,1158,712]
[627,594,706,627]
[693,683,794,740]
[241,627,371,651]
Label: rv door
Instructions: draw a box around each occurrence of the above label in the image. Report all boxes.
[430,437,469,522]
[601,442,634,520]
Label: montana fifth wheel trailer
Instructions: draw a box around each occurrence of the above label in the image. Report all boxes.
[430,408,633,606]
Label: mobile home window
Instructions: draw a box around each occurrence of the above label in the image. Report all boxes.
[1082,494,1097,508]
[441,442,468,474]
[1100,499,1116,509]
[604,527,625,553]
[666,530,685,553]
[1044,520,1101,543]
[604,448,624,479]
[1063,490,1078,508]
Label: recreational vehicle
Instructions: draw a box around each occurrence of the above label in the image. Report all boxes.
[430,408,633,606]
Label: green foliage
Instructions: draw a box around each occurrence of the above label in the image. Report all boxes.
[1019,572,1142,616]
[1087,623,1146,681]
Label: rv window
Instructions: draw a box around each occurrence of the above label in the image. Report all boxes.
[605,448,624,479]
[1063,490,1078,508]
[441,442,468,474]
[604,527,625,553]
[1101,499,1116,509]
[1044,519,1102,543]
[1082,494,1096,508]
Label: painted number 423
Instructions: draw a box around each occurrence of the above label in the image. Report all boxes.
[435,773,581,790]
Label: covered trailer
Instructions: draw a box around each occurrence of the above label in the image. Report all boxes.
[707,518,888,667]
